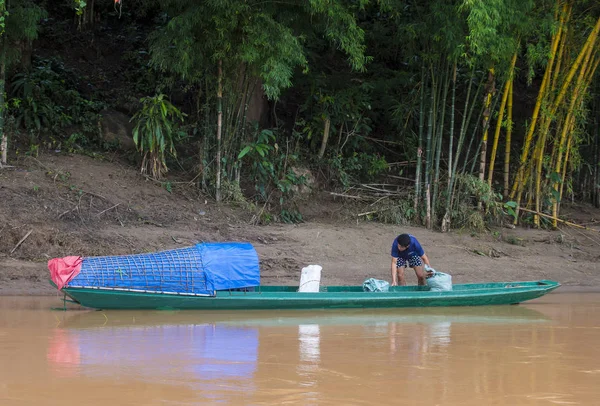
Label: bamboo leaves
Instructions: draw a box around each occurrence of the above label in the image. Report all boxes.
[131,94,185,179]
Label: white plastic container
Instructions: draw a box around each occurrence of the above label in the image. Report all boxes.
[298,265,322,292]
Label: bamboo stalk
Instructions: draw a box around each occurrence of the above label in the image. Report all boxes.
[550,2,572,91]
[558,134,572,212]
[0,15,7,165]
[414,66,426,214]
[550,16,600,119]
[441,62,457,233]
[478,68,495,186]
[425,66,435,229]
[215,59,223,202]
[503,77,514,199]
[444,65,478,230]
[432,63,451,222]
[318,117,331,159]
[510,2,566,201]
[529,16,599,211]
[551,52,599,226]
[488,51,517,188]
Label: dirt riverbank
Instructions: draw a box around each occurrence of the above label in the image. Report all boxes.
[2,153,600,295]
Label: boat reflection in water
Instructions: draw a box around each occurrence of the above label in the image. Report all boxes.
[47,318,259,402]
[46,305,552,402]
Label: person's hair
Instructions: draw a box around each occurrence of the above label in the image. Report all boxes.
[396,234,411,247]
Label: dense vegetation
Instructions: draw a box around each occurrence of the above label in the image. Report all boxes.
[0,0,599,230]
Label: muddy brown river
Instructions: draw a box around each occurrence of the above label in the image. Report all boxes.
[0,292,599,405]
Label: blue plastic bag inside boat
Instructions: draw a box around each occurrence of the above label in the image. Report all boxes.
[363,278,390,292]
[425,266,452,291]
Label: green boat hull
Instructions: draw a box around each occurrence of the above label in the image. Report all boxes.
[58,280,561,310]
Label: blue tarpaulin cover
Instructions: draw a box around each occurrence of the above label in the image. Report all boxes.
[66,242,260,296]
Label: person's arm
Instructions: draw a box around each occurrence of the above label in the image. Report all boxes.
[391,256,398,286]
[421,253,433,277]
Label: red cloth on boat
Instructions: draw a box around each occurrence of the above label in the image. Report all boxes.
[48,256,83,290]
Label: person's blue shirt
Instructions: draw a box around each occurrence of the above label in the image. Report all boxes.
[391,235,425,260]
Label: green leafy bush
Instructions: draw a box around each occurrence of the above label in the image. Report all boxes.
[8,58,106,149]
[131,94,185,179]
[238,126,307,223]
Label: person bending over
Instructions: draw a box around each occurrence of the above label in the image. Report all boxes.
[390,233,432,286]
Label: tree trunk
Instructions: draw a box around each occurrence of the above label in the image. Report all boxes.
[425,184,431,230]
[488,51,517,189]
[558,136,572,214]
[478,68,495,187]
[318,116,331,159]
[216,59,223,202]
[414,66,426,215]
[551,54,598,226]
[0,29,7,166]
[511,4,566,205]
[441,62,457,233]
[424,67,435,229]
[432,64,450,223]
[593,118,599,208]
[503,78,513,199]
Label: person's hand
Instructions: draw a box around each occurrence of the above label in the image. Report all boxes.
[426,270,434,279]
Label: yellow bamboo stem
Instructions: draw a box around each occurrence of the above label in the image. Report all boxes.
[550,2,573,91]
[479,68,495,185]
[558,135,572,213]
[510,2,566,201]
[533,15,600,227]
[488,52,517,188]
[552,114,576,227]
[553,52,600,225]
[503,78,514,199]
[549,15,600,118]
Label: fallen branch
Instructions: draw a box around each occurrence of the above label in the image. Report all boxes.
[96,203,120,217]
[142,219,163,227]
[81,190,108,201]
[518,208,600,233]
[369,195,389,206]
[58,208,76,219]
[565,225,600,246]
[358,207,392,217]
[11,230,33,254]
[329,192,367,200]
[385,175,416,183]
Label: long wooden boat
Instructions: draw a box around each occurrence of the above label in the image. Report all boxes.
[47,242,561,310]
[55,280,561,310]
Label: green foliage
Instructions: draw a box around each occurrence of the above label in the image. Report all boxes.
[238,126,306,223]
[460,0,531,60]
[3,0,46,67]
[297,77,374,154]
[367,198,415,225]
[149,0,369,100]
[131,94,185,179]
[328,152,388,188]
[8,58,105,137]
[0,1,7,37]
[121,50,160,95]
[450,173,504,231]
[72,0,86,16]
[503,200,518,222]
